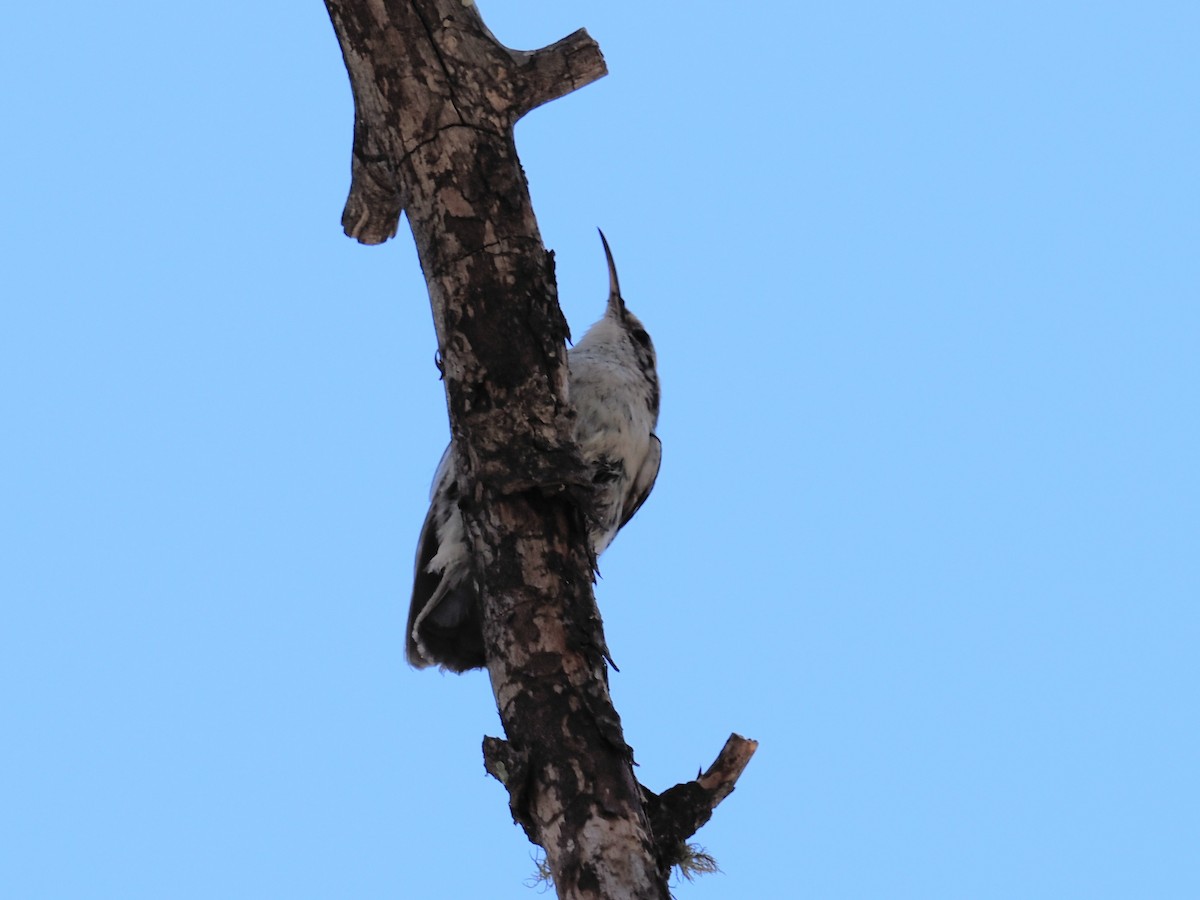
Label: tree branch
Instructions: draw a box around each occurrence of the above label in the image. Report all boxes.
[325,0,606,245]
[510,29,608,120]
[643,734,759,869]
[322,2,753,897]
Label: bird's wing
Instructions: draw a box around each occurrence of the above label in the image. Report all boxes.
[428,443,454,500]
[618,434,661,532]
[406,444,455,668]
[406,499,443,668]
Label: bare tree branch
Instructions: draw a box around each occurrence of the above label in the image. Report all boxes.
[322,2,754,896]
[644,735,760,868]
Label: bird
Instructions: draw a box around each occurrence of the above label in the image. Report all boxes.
[406,231,661,672]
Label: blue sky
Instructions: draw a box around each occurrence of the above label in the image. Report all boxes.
[3,2,1197,897]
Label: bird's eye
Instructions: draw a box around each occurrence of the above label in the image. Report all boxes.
[630,327,651,348]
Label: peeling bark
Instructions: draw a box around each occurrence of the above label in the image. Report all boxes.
[322,2,754,897]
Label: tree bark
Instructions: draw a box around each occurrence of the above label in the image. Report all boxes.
[322,2,754,896]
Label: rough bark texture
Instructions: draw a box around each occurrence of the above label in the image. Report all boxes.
[322,2,754,897]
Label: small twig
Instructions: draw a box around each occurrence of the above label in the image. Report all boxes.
[643,734,758,870]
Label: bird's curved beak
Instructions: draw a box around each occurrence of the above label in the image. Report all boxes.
[598,229,625,316]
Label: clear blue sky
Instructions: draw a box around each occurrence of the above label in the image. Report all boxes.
[3,2,1197,898]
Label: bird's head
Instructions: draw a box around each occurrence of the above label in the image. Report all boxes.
[591,229,658,385]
